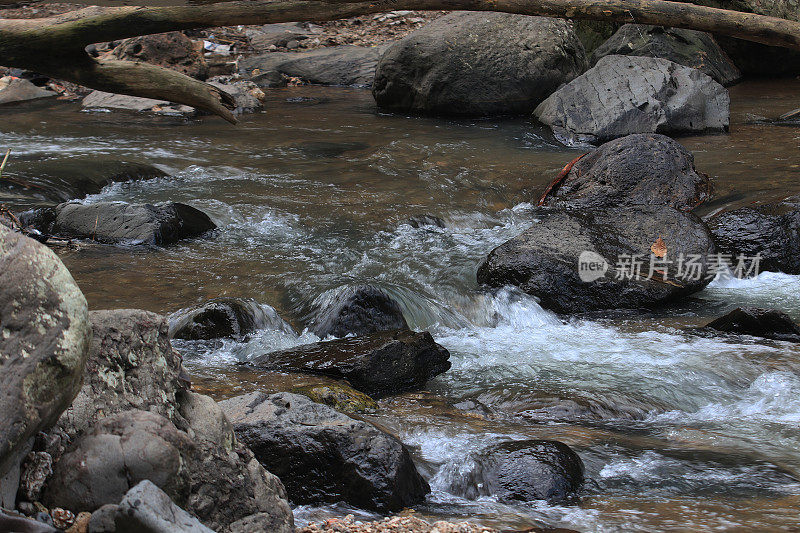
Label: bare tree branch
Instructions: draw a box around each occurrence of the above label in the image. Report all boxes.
[2,0,799,122]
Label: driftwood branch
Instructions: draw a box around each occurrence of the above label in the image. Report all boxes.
[2,0,799,122]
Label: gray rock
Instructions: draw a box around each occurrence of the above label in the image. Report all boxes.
[245,23,312,52]
[0,225,91,482]
[29,201,216,245]
[0,510,59,533]
[308,285,408,339]
[539,133,712,210]
[241,46,386,87]
[17,451,53,502]
[169,298,294,341]
[206,78,264,115]
[251,329,451,397]
[43,409,294,532]
[443,440,584,503]
[114,480,214,533]
[88,504,119,533]
[0,76,56,105]
[477,205,717,313]
[82,91,196,118]
[57,310,187,441]
[706,196,800,274]
[219,392,430,512]
[533,55,729,145]
[373,12,587,116]
[591,24,741,86]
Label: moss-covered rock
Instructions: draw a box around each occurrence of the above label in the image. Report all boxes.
[291,382,378,413]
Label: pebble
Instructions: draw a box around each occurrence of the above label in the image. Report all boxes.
[298,514,499,533]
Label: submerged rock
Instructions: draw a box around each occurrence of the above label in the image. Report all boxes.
[241,46,386,87]
[0,225,91,502]
[23,201,216,245]
[308,285,408,339]
[251,329,451,397]
[114,480,215,533]
[444,440,584,503]
[591,25,741,86]
[373,12,587,116]
[533,55,729,145]
[219,392,430,512]
[82,91,197,118]
[57,309,187,440]
[169,297,294,341]
[0,76,56,105]
[706,197,800,274]
[477,206,717,313]
[540,134,712,211]
[43,408,294,532]
[404,214,446,229]
[705,307,800,341]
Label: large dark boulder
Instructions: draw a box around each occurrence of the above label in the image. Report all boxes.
[0,225,91,505]
[477,206,717,314]
[373,12,587,116]
[591,25,741,86]
[250,329,451,397]
[706,197,800,274]
[57,310,188,441]
[112,32,208,80]
[533,55,729,145]
[240,46,386,87]
[43,408,294,532]
[705,307,800,341]
[219,392,430,512]
[308,285,408,339]
[169,298,294,341]
[22,201,216,246]
[540,134,712,211]
[443,440,584,503]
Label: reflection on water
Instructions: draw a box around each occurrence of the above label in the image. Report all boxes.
[2,80,800,531]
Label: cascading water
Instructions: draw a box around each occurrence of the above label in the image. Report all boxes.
[2,82,800,531]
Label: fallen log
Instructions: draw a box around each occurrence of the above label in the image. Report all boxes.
[1,0,799,122]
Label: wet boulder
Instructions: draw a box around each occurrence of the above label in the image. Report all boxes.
[705,307,800,341]
[308,285,408,338]
[373,12,587,116]
[533,55,729,145]
[114,480,214,533]
[219,392,430,512]
[169,298,294,341]
[43,408,294,532]
[82,91,197,118]
[251,329,451,397]
[591,25,741,86]
[540,134,712,211]
[706,197,800,274]
[26,201,216,246]
[404,214,446,229]
[477,206,717,314]
[0,76,56,105]
[444,440,584,503]
[57,310,188,441]
[0,225,91,503]
[112,32,208,80]
[241,46,386,88]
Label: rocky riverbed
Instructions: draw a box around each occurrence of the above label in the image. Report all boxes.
[1,4,800,533]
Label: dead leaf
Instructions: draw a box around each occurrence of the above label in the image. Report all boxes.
[651,236,667,258]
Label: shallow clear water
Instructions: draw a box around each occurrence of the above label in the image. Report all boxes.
[2,80,800,531]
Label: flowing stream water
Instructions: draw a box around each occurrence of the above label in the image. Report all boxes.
[2,79,800,531]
